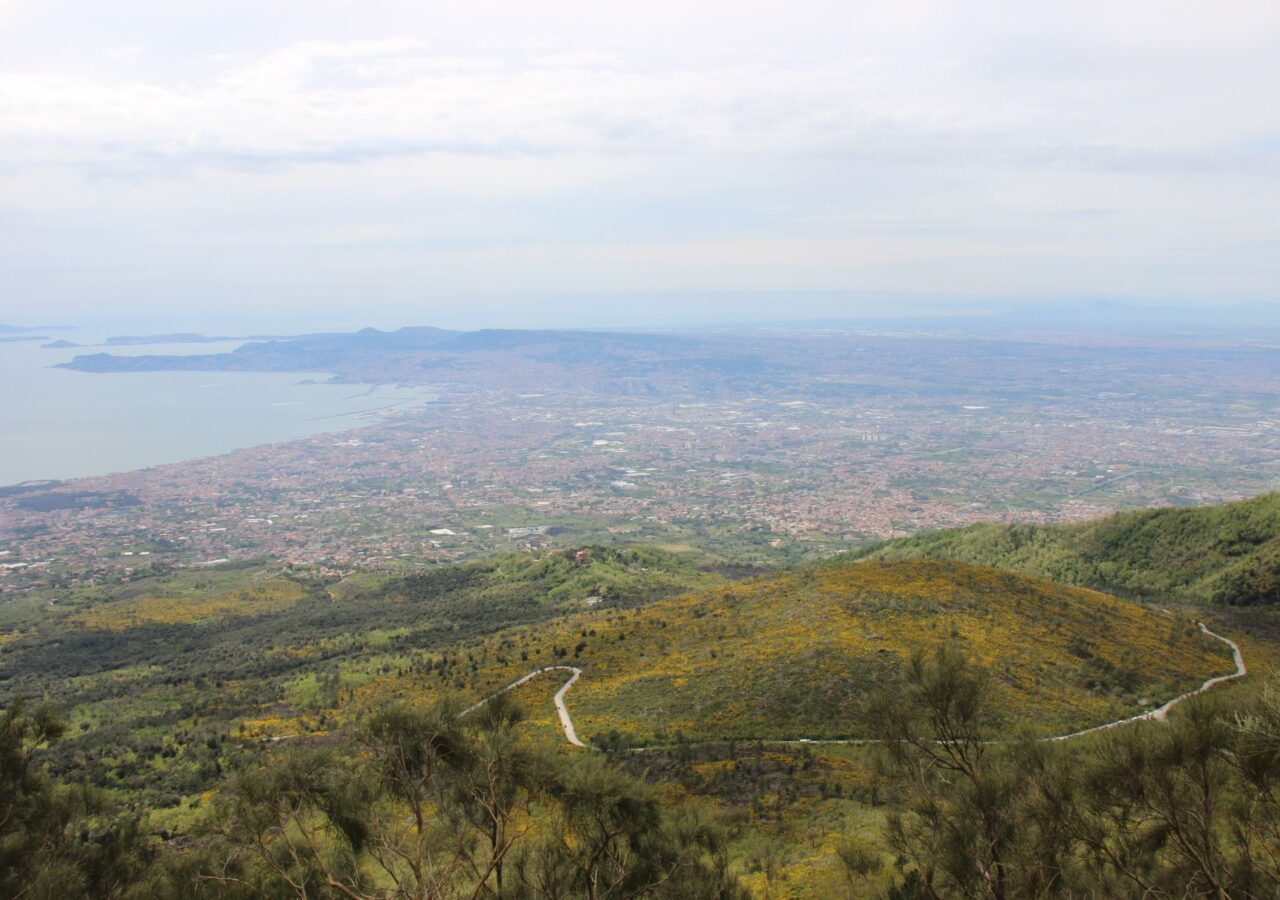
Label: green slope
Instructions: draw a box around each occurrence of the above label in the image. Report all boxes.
[850,492,1280,605]
[373,559,1236,745]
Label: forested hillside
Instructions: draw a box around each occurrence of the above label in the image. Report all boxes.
[851,492,1280,605]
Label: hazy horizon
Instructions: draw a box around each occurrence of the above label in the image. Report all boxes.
[4,292,1280,338]
[3,1,1279,329]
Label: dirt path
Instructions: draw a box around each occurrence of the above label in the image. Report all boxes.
[1045,622,1247,741]
[773,622,1249,749]
[473,622,1247,751]
[462,665,584,748]
[552,669,584,747]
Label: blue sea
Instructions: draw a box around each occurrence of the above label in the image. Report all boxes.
[0,334,431,487]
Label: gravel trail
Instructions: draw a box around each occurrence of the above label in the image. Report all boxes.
[471,622,1247,751]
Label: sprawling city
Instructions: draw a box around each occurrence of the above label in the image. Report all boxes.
[4,324,1277,594]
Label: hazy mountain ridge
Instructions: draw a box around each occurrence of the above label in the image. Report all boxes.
[55,325,763,393]
[53,323,1280,402]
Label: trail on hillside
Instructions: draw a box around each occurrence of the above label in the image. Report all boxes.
[476,623,1247,751]
[461,665,584,747]
[1046,622,1246,741]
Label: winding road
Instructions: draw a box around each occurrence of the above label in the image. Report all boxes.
[469,622,1248,751]
[462,665,584,747]
[1046,622,1246,741]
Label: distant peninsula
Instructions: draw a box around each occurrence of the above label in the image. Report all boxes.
[44,332,280,350]
[57,327,461,376]
[53,325,770,393]
[103,332,258,345]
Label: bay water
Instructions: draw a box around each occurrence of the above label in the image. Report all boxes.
[0,335,430,487]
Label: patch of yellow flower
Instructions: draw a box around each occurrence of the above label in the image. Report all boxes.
[374,560,1234,745]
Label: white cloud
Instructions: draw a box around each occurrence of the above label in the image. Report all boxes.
[4,2,1277,171]
[0,0,1278,325]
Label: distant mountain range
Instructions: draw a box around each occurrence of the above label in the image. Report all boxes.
[733,303,1280,338]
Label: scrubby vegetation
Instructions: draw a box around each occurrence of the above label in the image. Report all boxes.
[5,634,1275,898]
[0,547,722,811]
[0,694,749,899]
[852,491,1280,606]
[386,559,1234,745]
[867,642,1280,898]
[0,699,157,898]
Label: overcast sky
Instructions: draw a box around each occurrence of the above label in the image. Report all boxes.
[1,0,1277,331]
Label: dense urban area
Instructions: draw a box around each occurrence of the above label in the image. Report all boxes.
[4,324,1277,592]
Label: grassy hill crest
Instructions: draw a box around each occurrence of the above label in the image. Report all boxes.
[849,492,1280,606]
